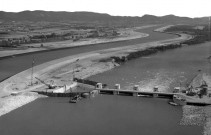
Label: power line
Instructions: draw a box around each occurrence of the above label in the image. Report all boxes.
[209,16,211,41]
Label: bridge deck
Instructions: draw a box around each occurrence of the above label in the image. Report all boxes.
[34,88,211,106]
[96,88,174,96]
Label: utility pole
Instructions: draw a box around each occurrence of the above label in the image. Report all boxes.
[72,59,79,81]
[31,58,35,86]
[209,17,211,64]
[209,16,211,41]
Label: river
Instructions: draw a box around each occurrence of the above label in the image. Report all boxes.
[0,26,177,82]
[0,27,210,135]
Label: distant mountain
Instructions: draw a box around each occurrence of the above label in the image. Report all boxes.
[0,10,209,25]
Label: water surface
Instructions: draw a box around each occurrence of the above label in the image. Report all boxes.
[0,96,202,135]
[89,43,211,92]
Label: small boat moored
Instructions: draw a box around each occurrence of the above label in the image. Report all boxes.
[168,101,178,106]
[69,95,81,103]
[173,95,187,105]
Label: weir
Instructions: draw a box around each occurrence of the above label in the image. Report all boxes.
[34,83,211,106]
[95,84,211,106]
[95,83,174,98]
[96,88,174,98]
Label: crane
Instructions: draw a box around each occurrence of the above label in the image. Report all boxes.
[35,77,57,89]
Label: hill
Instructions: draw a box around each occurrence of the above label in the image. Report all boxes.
[0,10,209,25]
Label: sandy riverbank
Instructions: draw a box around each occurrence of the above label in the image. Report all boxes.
[0,26,151,58]
[0,92,46,117]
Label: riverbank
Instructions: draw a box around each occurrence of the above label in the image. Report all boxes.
[0,26,151,58]
[181,101,211,135]
[0,92,46,117]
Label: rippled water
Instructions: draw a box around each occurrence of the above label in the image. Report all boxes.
[88,43,211,92]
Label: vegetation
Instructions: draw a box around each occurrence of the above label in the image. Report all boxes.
[164,24,211,45]
[109,44,182,64]
[0,22,120,47]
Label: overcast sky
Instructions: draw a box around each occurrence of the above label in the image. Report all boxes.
[2,0,211,18]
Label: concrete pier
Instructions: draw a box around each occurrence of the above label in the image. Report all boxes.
[33,83,211,106]
[96,88,174,98]
[96,84,173,98]
[113,84,120,95]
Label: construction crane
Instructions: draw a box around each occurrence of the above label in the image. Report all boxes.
[35,77,57,89]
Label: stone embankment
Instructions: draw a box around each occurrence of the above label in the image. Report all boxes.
[180,74,211,135]
[181,105,211,135]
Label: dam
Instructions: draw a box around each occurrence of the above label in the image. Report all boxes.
[35,81,211,106]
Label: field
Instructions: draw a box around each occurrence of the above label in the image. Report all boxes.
[0,21,122,48]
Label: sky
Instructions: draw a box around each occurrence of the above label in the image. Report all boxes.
[1,0,211,18]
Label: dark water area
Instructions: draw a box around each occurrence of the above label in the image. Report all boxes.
[88,42,211,92]
[0,96,202,135]
[0,26,177,82]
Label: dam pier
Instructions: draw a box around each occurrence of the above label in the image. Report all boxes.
[34,82,211,106]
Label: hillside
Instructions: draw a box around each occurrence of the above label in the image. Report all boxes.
[0,10,209,25]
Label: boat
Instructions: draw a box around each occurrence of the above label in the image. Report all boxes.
[69,99,77,103]
[168,101,178,106]
[173,95,187,105]
[69,95,81,103]
[137,94,152,98]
